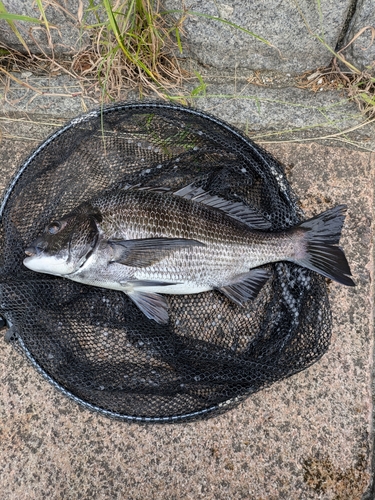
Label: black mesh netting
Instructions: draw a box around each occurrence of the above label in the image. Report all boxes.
[0,102,331,422]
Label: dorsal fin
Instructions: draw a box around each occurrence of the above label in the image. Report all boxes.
[174,183,271,230]
[118,184,171,194]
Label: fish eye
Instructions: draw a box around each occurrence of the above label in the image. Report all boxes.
[47,221,61,234]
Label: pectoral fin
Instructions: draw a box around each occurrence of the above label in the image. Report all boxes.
[218,268,271,306]
[127,290,169,324]
[109,237,205,267]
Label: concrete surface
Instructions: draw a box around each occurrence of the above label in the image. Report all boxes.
[0,87,373,499]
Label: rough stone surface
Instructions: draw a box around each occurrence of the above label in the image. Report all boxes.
[165,0,352,74]
[0,74,100,118]
[2,73,373,147]
[1,0,373,77]
[0,112,373,499]
[0,0,90,55]
[342,0,375,73]
[185,81,363,135]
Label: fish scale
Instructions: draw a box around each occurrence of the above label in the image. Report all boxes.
[24,185,354,324]
[92,190,297,280]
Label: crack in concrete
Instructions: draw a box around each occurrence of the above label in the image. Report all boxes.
[335,0,360,52]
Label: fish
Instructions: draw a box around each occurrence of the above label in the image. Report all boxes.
[23,184,355,324]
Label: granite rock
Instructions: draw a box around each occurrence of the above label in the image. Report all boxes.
[0,130,373,499]
[342,0,375,73]
[165,0,353,73]
[1,74,370,145]
[0,0,90,55]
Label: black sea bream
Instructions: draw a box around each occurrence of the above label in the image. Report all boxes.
[23,184,354,323]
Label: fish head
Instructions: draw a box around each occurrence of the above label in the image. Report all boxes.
[23,205,101,276]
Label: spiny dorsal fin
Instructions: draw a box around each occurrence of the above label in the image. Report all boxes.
[119,184,171,194]
[174,183,271,230]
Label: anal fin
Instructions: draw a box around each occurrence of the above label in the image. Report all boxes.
[218,268,271,306]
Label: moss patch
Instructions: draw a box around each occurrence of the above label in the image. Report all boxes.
[303,453,370,499]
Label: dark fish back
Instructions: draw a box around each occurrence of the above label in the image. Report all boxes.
[92,189,252,245]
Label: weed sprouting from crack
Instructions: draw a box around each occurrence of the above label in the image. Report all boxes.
[74,0,187,99]
[293,1,375,119]
[297,62,375,119]
[0,1,275,103]
[0,0,187,101]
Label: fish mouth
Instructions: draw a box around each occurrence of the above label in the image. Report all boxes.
[24,238,48,257]
[24,247,39,257]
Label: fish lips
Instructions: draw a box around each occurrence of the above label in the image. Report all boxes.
[24,235,48,258]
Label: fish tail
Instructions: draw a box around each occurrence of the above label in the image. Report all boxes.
[294,205,355,286]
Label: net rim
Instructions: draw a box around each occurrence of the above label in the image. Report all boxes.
[16,332,245,423]
[0,101,294,220]
[0,102,327,422]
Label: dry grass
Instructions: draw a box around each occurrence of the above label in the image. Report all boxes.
[297,67,375,118]
[297,63,375,119]
[73,0,186,99]
[292,4,375,120]
[0,0,187,101]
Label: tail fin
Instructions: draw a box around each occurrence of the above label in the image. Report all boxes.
[295,205,355,286]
